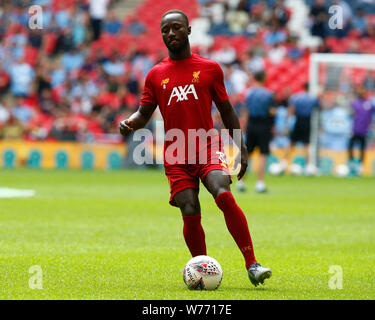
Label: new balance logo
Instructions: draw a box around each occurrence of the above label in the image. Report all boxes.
[168,84,198,106]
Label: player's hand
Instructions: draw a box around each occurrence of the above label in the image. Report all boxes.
[119,119,134,137]
[237,148,248,180]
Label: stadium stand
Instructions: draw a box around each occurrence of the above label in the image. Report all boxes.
[0,0,374,147]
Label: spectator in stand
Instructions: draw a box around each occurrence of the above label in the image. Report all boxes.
[211,41,237,65]
[309,0,328,39]
[50,60,66,88]
[264,24,288,46]
[71,3,89,46]
[243,49,265,74]
[55,3,73,30]
[54,27,75,54]
[70,71,99,102]
[12,97,35,125]
[61,47,85,73]
[286,35,305,60]
[226,6,250,35]
[126,14,146,36]
[227,63,249,95]
[89,0,110,41]
[104,9,122,34]
[206,0,230,35]
[131,50,155,79]
[268,42,287,64]
[352,7,368,36]
[8,57,35,97]
[103,52,126,76]
[271,0,290,28]
[248,2,272,31]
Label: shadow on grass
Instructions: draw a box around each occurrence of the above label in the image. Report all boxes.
[222,286,281,293]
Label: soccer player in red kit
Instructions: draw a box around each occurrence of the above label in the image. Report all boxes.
[119,10,271,286]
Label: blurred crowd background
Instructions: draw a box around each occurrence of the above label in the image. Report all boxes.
[0,0,374,151]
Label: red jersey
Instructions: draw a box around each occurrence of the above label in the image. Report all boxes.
[140,53,229,166]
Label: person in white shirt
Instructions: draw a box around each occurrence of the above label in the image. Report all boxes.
[89,0,110,41]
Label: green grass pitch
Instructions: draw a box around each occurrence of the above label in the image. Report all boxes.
[0,169,374,300]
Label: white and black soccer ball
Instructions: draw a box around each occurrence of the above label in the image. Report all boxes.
[183,255,223,290]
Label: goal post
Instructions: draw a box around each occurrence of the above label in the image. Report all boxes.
[308,53,375,174]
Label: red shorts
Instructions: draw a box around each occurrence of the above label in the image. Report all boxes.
[165,153,231,207]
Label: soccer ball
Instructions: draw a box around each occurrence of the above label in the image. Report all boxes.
[290,163,303,176]
[335,164,349,177]
[268,162,283,175]
[183,255,223,290]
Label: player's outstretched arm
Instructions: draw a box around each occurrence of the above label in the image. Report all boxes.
[215,99,248,180]
[119,104,157,137]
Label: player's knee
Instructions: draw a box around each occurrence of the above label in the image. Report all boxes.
[214,186,230,198]
[180,202,200,216]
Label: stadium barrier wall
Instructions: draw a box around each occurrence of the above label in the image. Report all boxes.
[1,141,374,175]
[260,148,375,176]
[0,141,126,170]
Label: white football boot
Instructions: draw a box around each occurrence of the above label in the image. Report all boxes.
[248,262,272,287]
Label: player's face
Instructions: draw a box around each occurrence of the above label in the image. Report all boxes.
[160,13,190,53]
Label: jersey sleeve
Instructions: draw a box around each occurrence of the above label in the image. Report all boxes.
[140,70,157,106]
[211,63,229,104]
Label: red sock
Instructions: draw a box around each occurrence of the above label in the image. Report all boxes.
[215,192,257,269]
[182,214,207,257]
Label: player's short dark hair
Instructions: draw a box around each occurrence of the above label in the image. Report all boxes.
[254,71,266,83]
[161,9,189,27]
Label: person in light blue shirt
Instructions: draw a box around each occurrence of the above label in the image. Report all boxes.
[61,49,84,73]
[103,54,125,76]
[9,59,35,97]
[12,97,35,124]
[55,9,72,29]
[352,8,367,35]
